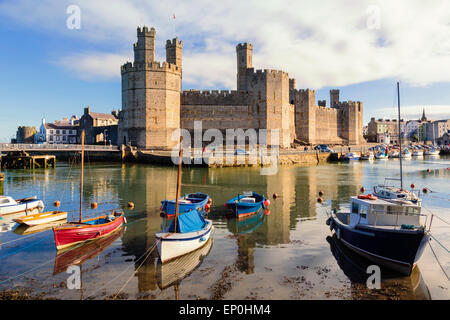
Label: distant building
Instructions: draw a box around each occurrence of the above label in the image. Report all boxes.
[34,117,79,144]
[79,106,119,145]
[424,119,450,144]
[15,126,36,143]
[367,118,405,144]
[436,132,450,146]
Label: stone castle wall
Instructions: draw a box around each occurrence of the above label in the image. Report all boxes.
[119,26,365,149]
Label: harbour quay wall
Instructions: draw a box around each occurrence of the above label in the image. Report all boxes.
[13,150,123,162]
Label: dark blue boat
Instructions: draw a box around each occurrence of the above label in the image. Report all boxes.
[327,196,429,276]
[161,193,211,216]
[225,192,269,219]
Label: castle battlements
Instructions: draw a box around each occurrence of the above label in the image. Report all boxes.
[166,38,183,47]
[121,60,181,74]
[137,26,155,36]
[236,42,253,50]
[181,89,252,106]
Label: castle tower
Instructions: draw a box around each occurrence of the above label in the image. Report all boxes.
[236,43,253,91]
[166,38,183,68]
[293,89,316,144]
[134,26,156,63]
[120,26,182,149]
[330,89,340,108]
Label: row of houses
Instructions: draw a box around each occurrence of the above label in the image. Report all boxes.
[15,107,119,145]
[366,109,450,145]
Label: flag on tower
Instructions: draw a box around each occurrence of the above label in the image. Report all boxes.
[173,13,176,19]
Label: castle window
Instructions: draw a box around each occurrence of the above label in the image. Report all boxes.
[358,105,361,112]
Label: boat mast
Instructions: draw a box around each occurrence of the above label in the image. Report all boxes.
[397,82,403,190]
[79,130,85,223]
[173,134,183,234]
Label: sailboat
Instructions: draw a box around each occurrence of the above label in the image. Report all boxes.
[372,83,422,206]
[52,130,126,250]
[155,135,213,263]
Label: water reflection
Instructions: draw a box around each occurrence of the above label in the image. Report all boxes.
[326,234,431,300]
[53,227,125,275]
[156,238,213,292]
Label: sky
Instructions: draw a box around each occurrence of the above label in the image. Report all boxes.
[1,0,450,142]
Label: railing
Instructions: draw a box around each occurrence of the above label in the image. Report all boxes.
[0,143,120,152]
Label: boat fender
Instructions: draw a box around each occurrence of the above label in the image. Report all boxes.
[336,227,340,239]
[263,199,270,206]
[124,217,127,224]
[200,237,206,242]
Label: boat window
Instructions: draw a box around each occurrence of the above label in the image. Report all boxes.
[352,202,359,214]
[0,199,10,204]
[397,194,406,198]
[359,205,368,219]
[386,206,393,214]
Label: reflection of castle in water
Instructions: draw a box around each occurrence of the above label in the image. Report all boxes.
[327,234,431,300]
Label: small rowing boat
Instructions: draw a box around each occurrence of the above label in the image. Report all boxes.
[225,192,270,219]
[13,211,67,226]
[155,209,213,263]
[161,193,211,216]
[0,196,44,216]
[52,130,125,250]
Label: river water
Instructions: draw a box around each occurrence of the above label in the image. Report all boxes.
[0,156,449,300]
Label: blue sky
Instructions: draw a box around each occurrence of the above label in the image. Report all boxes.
[1,0,450,142]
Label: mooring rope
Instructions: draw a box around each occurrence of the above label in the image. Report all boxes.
[427,240,450,282]
[0,236,47,259]
[111,240,159,300]
[83,239,158,300]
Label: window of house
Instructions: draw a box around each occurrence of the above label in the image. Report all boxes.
[56,130,60,134]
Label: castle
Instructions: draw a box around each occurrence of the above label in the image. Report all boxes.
[119,26,364,149]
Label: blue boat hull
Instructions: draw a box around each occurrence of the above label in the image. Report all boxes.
[329,214,428,276]
[226,193,266,219]
[161,193,209,216]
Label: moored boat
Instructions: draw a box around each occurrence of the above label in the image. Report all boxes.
[161,193,211,216]
[374,152,388,159]
[0,196,44,216]
[53,211,125,250]
[155,133,214,264]
[360,152,374,160]
[225,192,269,219]
[424,148,440,156]
[13,211,67,226]
[155,209,213,263]
[341,152,360,161]
[52,130,126,250]
[412,150,423,157]
[326,195,428,276]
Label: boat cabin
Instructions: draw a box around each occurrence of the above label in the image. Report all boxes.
[0,196,16,206]
[345,196,423,228]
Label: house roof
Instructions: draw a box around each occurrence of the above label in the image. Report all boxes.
[44,122,77,130]
[88,112,118,121]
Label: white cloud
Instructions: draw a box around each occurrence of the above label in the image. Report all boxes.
[56,52,131,80]
[2,0,450,89]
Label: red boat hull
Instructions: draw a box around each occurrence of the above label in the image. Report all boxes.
[53,213,125,250]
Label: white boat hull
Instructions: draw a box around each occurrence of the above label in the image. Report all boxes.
[13,211,67,226]
[0,200,44,216]
[155,220,213,263]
